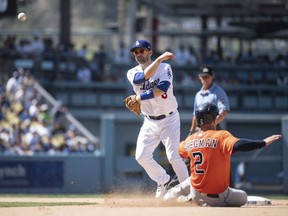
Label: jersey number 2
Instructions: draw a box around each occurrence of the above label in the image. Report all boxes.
[192,152,204,174]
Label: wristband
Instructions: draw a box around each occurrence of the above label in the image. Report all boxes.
[188,130,194,135]
[140,89,154,100]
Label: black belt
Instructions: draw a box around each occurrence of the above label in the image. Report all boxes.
[207,194,219,198]
[200,192,219,198]
[146,111,173,120]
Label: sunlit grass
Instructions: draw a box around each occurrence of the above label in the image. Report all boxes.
[0,194,103,198]
[0,202,97,207]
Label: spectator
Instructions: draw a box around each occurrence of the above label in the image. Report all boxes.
[174,44,189,65]
[274,54,286,67]
[113,41,131,64]
[51,100,67,124]
[42,136,57,154]
[38,103,52,125]
[6,70,22,100]
[89,52,103,81]
[76,43,88,59]
[95,44,107,78]
[204,49,221,64]
[28,99,40,120]
[186,45,198,66]
[76,61,92,82]
[30,34,45,54]
[65,126,89,153]
[277,74,288,86]
[242,49,257,64]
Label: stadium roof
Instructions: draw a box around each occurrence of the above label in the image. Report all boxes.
[140,0,288,17]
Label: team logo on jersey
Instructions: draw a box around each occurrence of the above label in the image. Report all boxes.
[141,78,160,90]
[167,68,172,79]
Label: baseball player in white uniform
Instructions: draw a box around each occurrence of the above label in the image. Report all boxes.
[126,40,189,198]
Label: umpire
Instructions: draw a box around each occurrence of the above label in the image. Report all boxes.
[189,65,229,134]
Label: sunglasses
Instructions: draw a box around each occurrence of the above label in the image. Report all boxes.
[133,49,147,55]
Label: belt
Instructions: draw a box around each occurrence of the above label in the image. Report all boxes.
[200,193,219,198]
[146,111,174,120]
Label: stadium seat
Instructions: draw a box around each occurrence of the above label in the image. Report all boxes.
[275,96,288,110]
[259,96,272,109]
[228,95,238,110]
[243,96,258,110]
[14,59,34,69]
[184,95,194,108]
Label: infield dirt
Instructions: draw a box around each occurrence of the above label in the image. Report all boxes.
[0,194,287,216]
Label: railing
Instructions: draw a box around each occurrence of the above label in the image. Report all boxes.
[33,81,100,149]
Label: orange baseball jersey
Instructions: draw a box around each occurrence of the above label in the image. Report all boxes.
[178,130,239,194]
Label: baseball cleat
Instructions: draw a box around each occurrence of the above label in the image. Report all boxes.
[155,178,171,198]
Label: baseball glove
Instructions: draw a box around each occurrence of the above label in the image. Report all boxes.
[124,95,141,115]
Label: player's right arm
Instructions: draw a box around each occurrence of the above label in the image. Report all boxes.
[233,135,281,152]
[143,51,175,80]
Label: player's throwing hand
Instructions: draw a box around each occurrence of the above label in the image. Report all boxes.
[158,51,175,61]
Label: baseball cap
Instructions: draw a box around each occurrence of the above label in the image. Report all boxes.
[130,40,152,52]
[199,65,214,76]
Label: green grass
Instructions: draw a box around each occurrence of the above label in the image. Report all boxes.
[0,194,103,198]
[0,202,97,208]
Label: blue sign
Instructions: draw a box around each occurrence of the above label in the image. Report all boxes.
[0,161,64,188]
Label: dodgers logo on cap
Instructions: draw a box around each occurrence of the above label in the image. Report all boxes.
[130,40,152,52]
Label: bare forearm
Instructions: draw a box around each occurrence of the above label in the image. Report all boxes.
[144,51,175,79]
[189,116,197,132]
[215,111,228,125]
[144,58,162,80]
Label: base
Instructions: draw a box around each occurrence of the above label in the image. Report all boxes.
[247,195,272,205]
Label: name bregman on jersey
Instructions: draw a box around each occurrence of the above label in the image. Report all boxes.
[184,138,218,151]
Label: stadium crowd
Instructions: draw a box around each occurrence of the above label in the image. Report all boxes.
[0,35,288,85]
[0,68,96,155]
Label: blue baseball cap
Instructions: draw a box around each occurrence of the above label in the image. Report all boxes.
[130,40,152,52]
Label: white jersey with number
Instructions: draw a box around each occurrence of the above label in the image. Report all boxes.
[126,63,178,116]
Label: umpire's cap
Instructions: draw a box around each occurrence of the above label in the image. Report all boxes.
[130,40,152,52]
[199,65,214,76]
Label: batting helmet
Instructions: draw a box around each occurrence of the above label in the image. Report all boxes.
[195,103,219,126]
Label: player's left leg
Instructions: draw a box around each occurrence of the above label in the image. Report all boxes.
[222,187,247,207]
[163,177,191,200]
[189,186,247,207]
[160,112,189,183]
